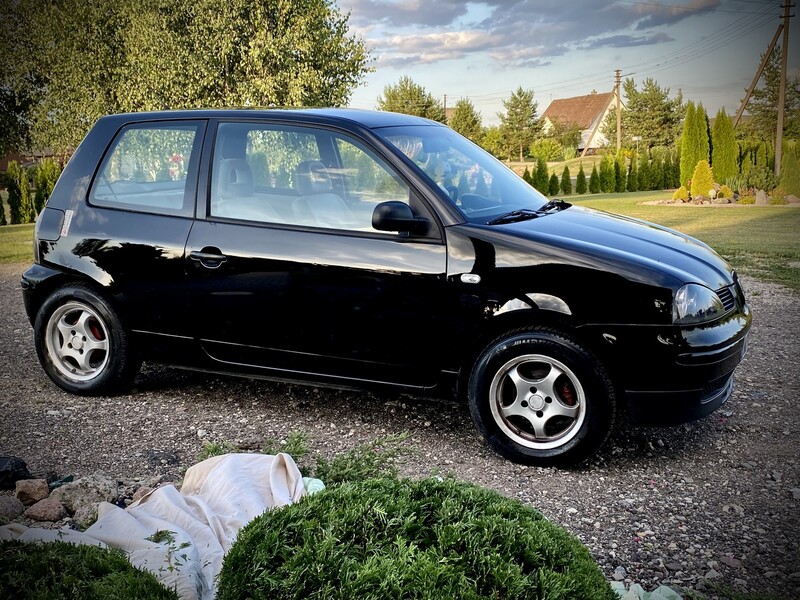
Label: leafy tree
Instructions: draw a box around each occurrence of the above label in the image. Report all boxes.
[690,160,715,199]
[560,166,572,195]
[576,163,587,194]
[5,160,33,224]
[498,87,541,162]
[2,0,371,155]
[548,119,582,155]
[480,125,505,158]
[589,164,600,193]
[448,98,482,143]
[529,138,563,162]
[744,47,800,142]
[377,76,445,122]
[711,109,737,183]
[599,154,615,193]
[603,78,684,150]
[534,158,549,194]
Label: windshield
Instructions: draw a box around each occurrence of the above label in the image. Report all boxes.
[374,124,549,223]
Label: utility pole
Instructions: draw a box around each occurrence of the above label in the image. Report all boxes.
[615,69,622,153]
[775,2,794,178]
[443,94,447,119]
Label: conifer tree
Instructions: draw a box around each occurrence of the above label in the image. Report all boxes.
[680,101,697,186]
[548,173,559,196]
[638,152,652,191]
[522,166,532,185]
[0,196,6,226]
[576,163,587,194]
[560,166,572,195]
[779,145,800,196]
[695,103,710,166]
[614,156,626,192]
[626,159,638,192]
[711,109,737,183]
[690,160,715,199]
[534,158,549,193]
[589,164,600,193]
[6,161,33,224]
[599,154,615,193]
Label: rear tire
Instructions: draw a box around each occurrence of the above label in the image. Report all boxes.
[34,285,139,395]
[468,327,615,467]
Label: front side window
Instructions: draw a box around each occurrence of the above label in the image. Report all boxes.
[375,124,549,223]
[209,122,415,234]
[90,123,201,215]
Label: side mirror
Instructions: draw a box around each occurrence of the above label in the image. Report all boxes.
[372,201,429,235]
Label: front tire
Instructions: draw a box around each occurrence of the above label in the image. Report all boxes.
[468,328,615,467]
[34,285,139,395]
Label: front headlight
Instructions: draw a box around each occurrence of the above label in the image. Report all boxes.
[673,283,725,325]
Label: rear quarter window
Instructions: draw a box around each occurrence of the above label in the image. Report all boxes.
[89,122,204,216]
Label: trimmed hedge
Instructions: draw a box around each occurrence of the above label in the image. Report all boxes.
[0,540,178,599]
[217,477,615,600]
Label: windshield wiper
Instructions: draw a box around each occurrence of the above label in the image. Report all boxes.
[487,209,541,225]
[487,200,571,225]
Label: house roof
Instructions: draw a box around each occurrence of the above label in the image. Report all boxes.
[541,91,615,130]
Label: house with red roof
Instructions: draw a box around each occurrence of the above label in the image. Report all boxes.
[540,90,616,154]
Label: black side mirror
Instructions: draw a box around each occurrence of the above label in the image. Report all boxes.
[372,201,429,235]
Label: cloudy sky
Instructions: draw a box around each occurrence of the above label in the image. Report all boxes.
[340,0,800,124]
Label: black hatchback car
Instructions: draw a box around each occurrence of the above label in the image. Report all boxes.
[22,109,751,466]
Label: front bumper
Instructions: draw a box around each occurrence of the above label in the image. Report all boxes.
[580,304,751,426]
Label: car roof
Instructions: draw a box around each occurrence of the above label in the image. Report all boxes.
[98,108,444,130]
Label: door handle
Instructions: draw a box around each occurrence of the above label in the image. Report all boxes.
[189,249,228,269]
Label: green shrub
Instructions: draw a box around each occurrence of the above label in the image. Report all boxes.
[522,166,532,184]
[599,154,615,193]
[737,195,755,204]
[217,478,615,600]
[196,440,240,461]
[717,184,733,199]
[0,540,177,599]
[589,164,600,193]
[690,160,715,199]
[672,186,689,201]
[534,157,549,193]
[529,137,563,162]
[33,158,61,214]
[575,163,587,194]
[5,161,34,224]
[548,172,559,196]
[779,144,800,196]
[0,194,6,226]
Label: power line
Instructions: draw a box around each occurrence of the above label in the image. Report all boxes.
[614,0,776,15]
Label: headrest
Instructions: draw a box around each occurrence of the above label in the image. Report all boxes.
[217,158,254,198]
[295,160,332,195]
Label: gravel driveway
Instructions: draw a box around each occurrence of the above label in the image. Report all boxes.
[1,261,798,597]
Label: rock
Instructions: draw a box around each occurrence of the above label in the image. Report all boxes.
[755,189,769,206]
[132,486,154,503]
[786,194,800,204]
[712,196,730,204]
[73,504,99,528]
[0,495,25,519]
[720,555,743,569]
[790,487,800,500]
[24,497,67,522]
[666,561,682,571]
[613,566,626,581]
[0,456,32,490]
[50,473,117,516]
[145,450,179,467]
[704,569,722,579]
[14,478,50,506]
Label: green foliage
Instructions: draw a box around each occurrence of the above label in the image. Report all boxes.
[672,186,689,201]
[0,540,178,599]
[448,98,482,143]
[529,137,563,162]
[718,184,733,199]
[626,159,638,192]
[575,163,587,194]
[680,101,698,187]
[690,160,715,199]
[589,164,600,193]
[694,104,710,167]
[2,0,371,155]
[5,160,33,224]
[614,155,625,193]
[479,125,504,158]
[0,193,6,226]
[312,434,409,486]
[779,144,800,196]
[377,76,445,123]
[560,166,572,195]
[548,172,559,195]
[32,158,61,213]
[602,77,684,149]
[522,166,532,184]
[638,151,652,191]
[737,195,755,204]
[599,154,615,193]
[534,157,549,193]
[498,87,541,162]
[196,440,240,461]
[711,109,737,183]
[217,477,615,600]
[746,47,800,142]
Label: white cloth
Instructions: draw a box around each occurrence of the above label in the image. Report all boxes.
[0,453,309,600]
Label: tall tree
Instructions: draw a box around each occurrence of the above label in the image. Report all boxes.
[377,76,446,122]
[603,78,684,150]
[448,98,482,143]
[744,48,800,142]
[680,101,698,186]
[599,154,615,193]
[694,103,710,167]
[589,164,600,193]
[576,164,587,194]
[498,87,541,162]
[711,109,738,183]
[1,0,371,155]
[534,158,549,194]
[560,166,572,195]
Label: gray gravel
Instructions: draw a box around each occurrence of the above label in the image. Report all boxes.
[1,261,798,597]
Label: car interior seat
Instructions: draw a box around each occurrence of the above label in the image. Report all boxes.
[292,160,356,228]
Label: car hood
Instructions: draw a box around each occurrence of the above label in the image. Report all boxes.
[462,205,733,291]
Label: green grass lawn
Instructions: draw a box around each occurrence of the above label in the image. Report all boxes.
[1,190,798,290]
